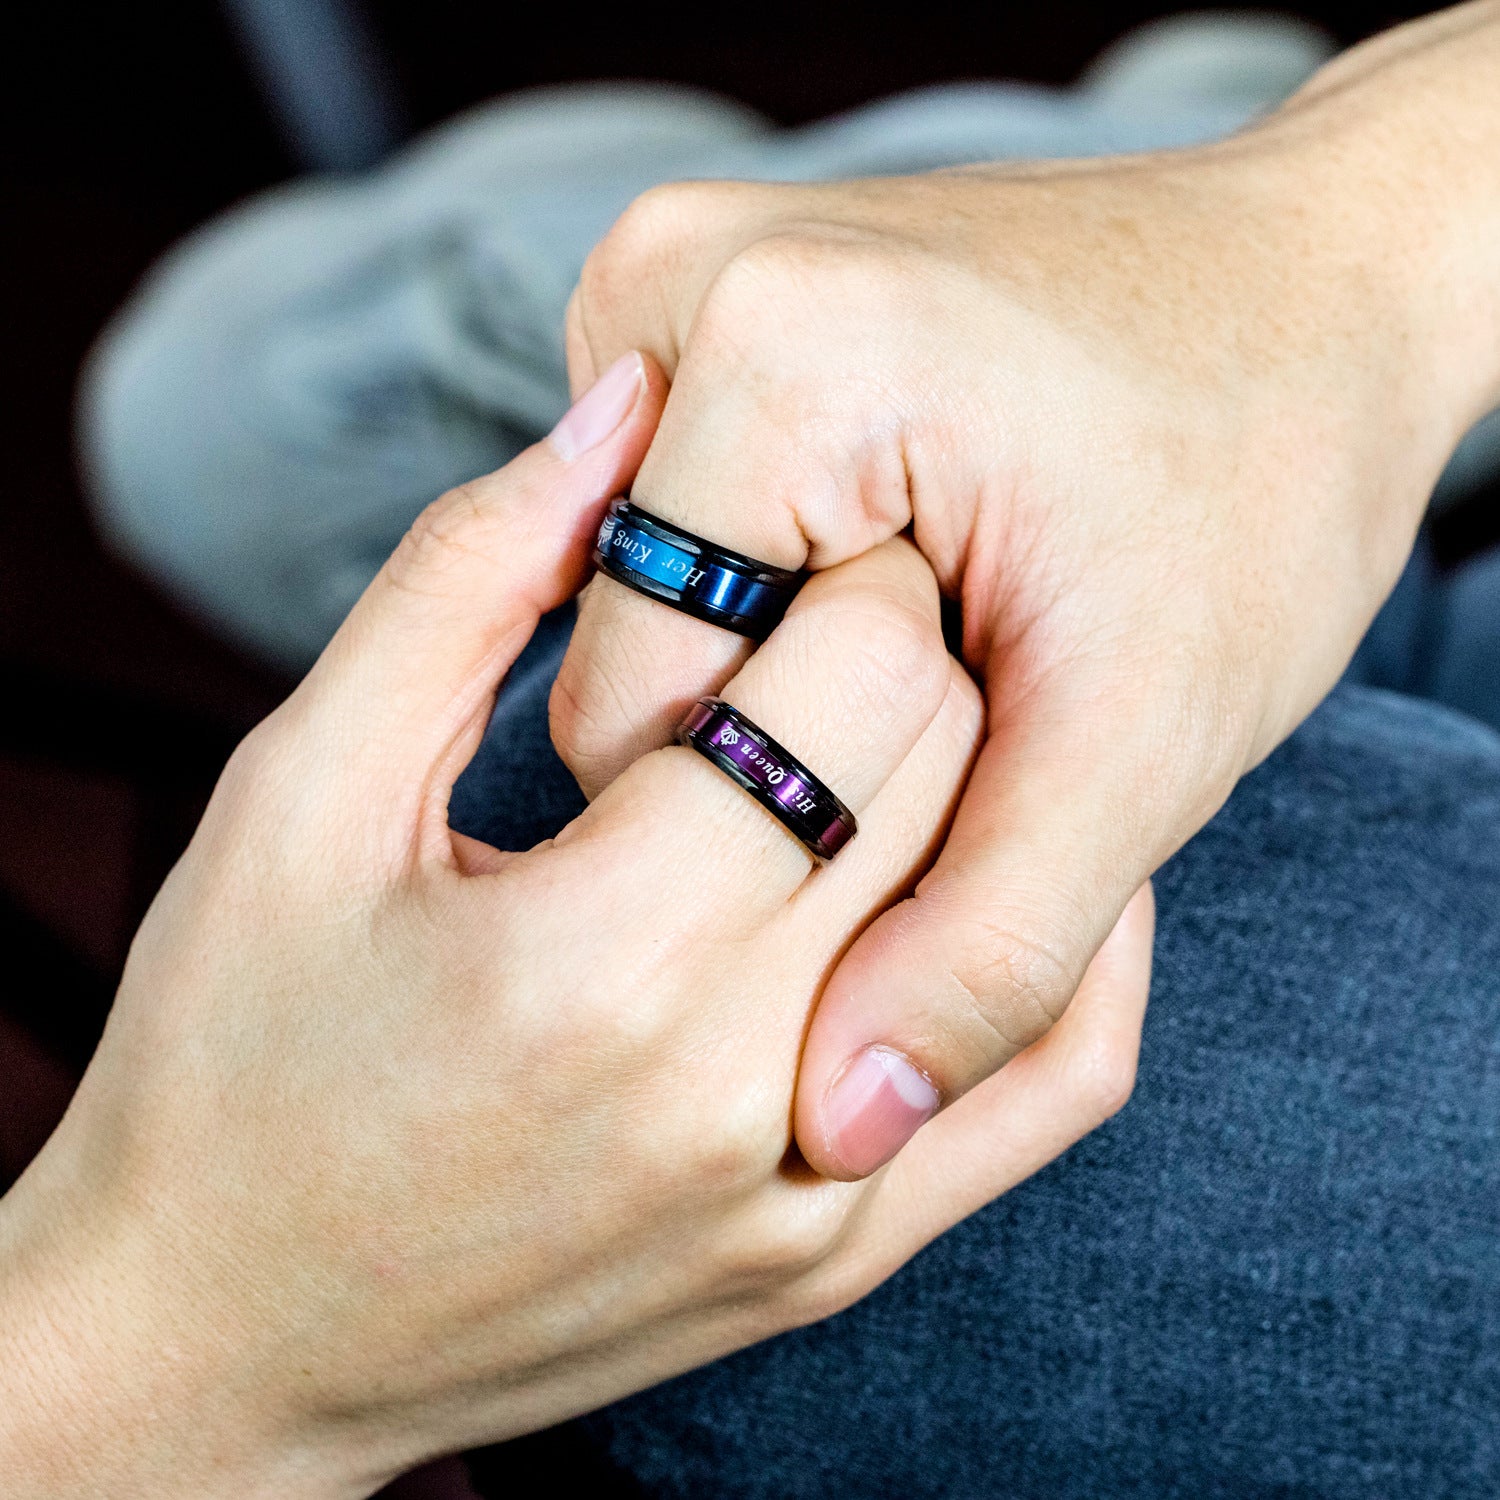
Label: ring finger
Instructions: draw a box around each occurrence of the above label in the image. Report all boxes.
[567,536,953,930]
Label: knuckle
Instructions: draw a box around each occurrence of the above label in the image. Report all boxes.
[751,1211,844,1283]
[546,655,600,775]
[546,629,650,789]
[581,182,723,318]
[215,713,290,801]
[697,237,781,311]
[802,589,947,729]
[1066,1025,1140,1125]
[594,990,677,1061]
[690,232,848,360]
[602,1073,780,1216]
[720,230,854,298]
[382,483,493,599]
[208,708,314,842]
[196,708,348,891]
[783,1251,877,1328]
[597,182,700,264]
[683,1119,775,1200]
[719,1194,854,1292]
[702,228,897,329]
[939,661,986,747]
[941,917,1081,1063]
[542,955,680,1071]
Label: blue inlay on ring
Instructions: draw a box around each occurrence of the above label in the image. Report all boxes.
[593,500,805,639]
[598,516,698,590]
[696,565,780,620]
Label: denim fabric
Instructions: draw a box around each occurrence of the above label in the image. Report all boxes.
[449,605,586,848]
[453,622,1500,1497]
[1347,536,1500,733]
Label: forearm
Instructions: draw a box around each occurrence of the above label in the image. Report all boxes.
[0,1149,359,1500]
[1257,2,1500,431]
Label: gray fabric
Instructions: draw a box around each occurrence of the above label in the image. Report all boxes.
[221,0,405,170]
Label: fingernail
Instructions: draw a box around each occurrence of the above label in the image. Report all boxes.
[824,1046,940,1177]
[548,352,645,461]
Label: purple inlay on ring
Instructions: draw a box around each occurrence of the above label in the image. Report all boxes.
[814,814,854,857]
[680,699,855,859]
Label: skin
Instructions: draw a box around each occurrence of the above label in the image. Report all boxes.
[0,355,1152,1496]
[552,1,1500,1179]
[2,6,1497,1487]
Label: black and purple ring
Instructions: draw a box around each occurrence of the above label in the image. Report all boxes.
[593,499,805,639]
[677,697,856,861]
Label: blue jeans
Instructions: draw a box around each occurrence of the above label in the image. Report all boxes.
[451,596,1500,1497]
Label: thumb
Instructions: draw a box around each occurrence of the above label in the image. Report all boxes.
[297,351,666,801]
[795,691,1177,1180]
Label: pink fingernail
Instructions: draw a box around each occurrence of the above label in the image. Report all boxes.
[824,1046,940,1177]
[548,352,645,461]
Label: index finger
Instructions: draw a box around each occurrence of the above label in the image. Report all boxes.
[552,311,919,798]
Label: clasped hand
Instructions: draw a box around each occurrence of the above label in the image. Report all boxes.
[0,353,1149,1498]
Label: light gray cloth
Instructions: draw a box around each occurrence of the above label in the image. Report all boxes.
[79,14,1499,668]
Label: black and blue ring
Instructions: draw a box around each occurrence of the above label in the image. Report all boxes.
[592,499,805,639]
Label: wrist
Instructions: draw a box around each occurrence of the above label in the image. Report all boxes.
[0,1136,361,1500]
[1250,3,1500,434]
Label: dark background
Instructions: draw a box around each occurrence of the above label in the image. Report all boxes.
[0,6,1479,1484]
